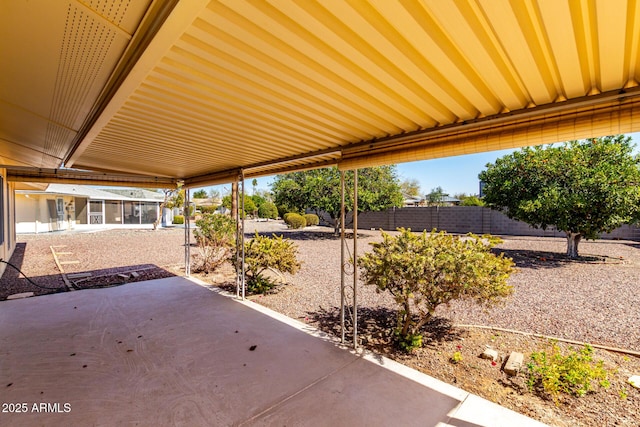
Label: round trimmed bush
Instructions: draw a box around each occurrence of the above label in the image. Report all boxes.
[199,205,218,214]
[304,213,319,226]
[285,213,306,229]
[172,214,184,224]
[283,212,295,224]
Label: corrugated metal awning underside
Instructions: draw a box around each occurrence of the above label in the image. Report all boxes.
[2,0,640,187]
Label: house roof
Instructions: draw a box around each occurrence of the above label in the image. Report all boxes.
[3,1,640,188]
[441,196,461,203]
[17,184,163,202]
[102,188,165,201]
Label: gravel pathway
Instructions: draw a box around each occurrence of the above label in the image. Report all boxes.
[2,221,639,352]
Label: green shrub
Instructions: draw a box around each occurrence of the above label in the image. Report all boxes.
[258,201,278,219]
[285,213,306,229]
[280,206,301,220]
[222,194,256,217]
[460,196,485,206]
[242,232,301,293]
[277,205,288,219]
[304,213,319,226]
[527,341,611,403]
[172,215,184,224]
[192,213,236,273]
[283,212,294,223]
[358,228,514,352]
[199,205,218,214]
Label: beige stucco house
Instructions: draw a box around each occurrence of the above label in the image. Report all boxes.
[15,184,164,233]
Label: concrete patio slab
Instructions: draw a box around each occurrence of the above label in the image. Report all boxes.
[0,277,547,426]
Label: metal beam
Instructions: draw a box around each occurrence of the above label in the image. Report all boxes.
[4,166,177,188]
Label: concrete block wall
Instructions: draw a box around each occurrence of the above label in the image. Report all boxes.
[348,207,640,241]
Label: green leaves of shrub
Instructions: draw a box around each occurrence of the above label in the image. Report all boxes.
[527,342,611,403]
[284,213,306,229]
[243,232,301,293]
[194,213,236,248]
[304,213,319,226]
[192,213,236,273]
[358,228,514,352]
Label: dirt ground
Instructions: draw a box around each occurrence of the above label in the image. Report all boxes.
[1,224,639,426]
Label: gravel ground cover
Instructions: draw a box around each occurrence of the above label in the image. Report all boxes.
[1,221,639,425]
[242,221,640,353]
[0,228,185,299]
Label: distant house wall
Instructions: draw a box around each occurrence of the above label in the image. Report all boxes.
[348,206,640,240]
[15,194,76,233]
[16,191,162,233]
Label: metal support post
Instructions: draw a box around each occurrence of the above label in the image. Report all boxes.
[234,180,240,298]
[240,173,246,301]
[184,188,191,277]
[339,170,359,349]
[340,171,346,344]
[353,169,358,349]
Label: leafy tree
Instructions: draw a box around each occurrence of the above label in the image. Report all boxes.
[153,186,181,230]
[258,201,278,219]
[192,189,208,198]
[271,166,404,231]
[400,178,421,197]
[358,229,514,352]
[166,189,184,210]
[208,188,221,199]
[222,194,256,217]
[250,193,267,215]
[426,186,447,205]
[479,136,640,258]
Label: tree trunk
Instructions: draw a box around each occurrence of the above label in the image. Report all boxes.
[400,302,412,337]
[566,232,582,258]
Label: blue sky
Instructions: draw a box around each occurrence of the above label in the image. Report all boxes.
[197,132,640,198]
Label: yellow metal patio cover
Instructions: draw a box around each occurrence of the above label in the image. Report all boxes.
[1,0,639,186]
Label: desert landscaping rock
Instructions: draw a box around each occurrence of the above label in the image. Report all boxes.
[630,375,640,389]
[503,352,524,376]
[480,347,500,362]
